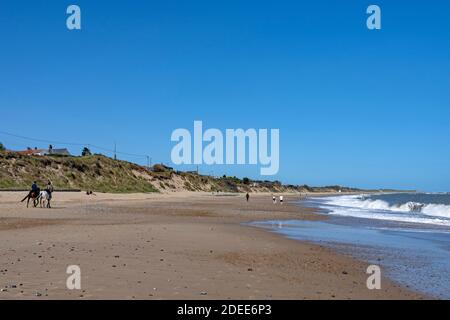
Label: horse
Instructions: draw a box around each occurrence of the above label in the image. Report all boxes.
[39,190,51,208]
[21,188,41,208]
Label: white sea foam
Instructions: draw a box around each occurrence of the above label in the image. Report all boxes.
[421,204,450,218]
[318,195,450,226]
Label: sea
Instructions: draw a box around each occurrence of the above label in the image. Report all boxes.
[251,193,450,299]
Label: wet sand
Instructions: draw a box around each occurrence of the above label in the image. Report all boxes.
[0,191,425,299]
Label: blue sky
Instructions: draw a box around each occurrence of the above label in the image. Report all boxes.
[1,0,449,191]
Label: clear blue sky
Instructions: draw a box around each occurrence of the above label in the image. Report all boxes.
[1,0,449,191]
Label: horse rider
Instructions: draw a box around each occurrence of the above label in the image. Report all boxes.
[31,181,38,193]
[45,180,54,200]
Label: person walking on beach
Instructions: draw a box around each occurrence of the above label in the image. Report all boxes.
[272,195,277,204]
[279,195,284,205]
[246,193,250,202]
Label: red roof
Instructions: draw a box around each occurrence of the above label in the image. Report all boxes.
[16,149,45,155]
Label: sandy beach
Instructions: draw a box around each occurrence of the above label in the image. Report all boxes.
[0,191,424,300]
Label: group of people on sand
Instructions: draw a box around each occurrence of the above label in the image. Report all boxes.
[244,193,284,204]
[272,195,283,204]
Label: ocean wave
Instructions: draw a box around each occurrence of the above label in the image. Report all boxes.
[322,207,450,226]
[421,204,450,218]
[319,195,450,225]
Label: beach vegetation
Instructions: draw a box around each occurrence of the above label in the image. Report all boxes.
[81,147,92,156]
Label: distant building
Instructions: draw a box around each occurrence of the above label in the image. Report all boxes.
[16,145,71,156]
[46,148,71,156]
[16,147,46,156]
[46,145,71,156]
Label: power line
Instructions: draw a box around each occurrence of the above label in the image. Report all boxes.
[0,130,150,159]
[0,130,84,147]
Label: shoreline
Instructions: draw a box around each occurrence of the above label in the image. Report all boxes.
[0,191,426,299]
[245,199,438,300]
[272,194,449,299]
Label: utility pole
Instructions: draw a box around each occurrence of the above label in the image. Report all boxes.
[114,142,117,160]
[147,156,151,169]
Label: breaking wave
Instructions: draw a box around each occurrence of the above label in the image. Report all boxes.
[318,194,450,226]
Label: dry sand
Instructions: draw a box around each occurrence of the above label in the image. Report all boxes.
[0,191,425,300]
